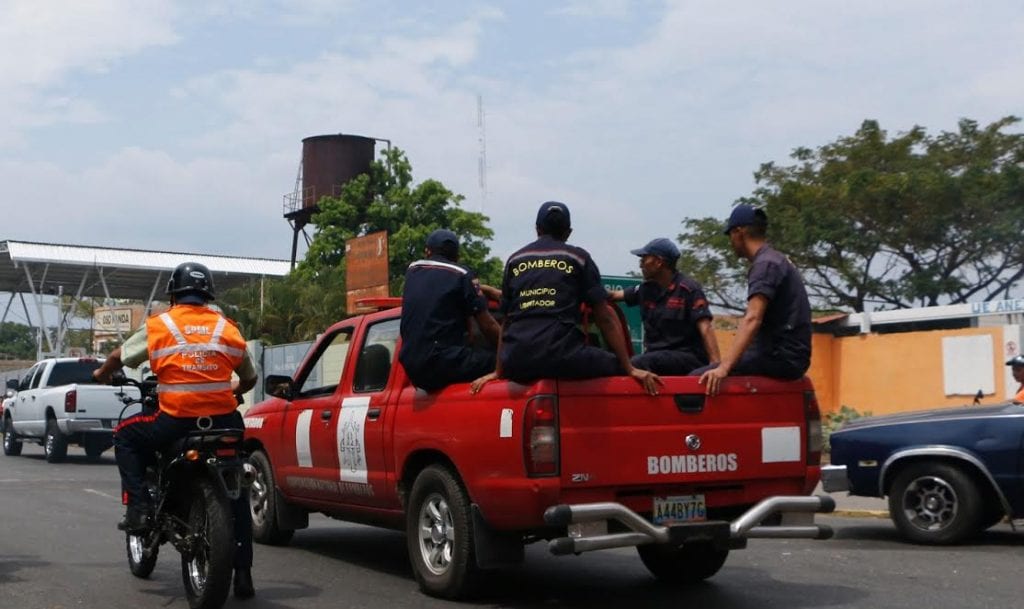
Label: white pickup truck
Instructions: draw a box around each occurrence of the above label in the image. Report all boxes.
[2,357,140,462]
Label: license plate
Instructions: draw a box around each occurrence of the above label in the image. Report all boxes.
[653,494,706,525]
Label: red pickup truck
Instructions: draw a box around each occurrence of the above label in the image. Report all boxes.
[241,299,834,599]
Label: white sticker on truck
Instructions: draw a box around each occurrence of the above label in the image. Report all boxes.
[761,426,801,463]
[337,396,369,483]
[499,408,513,438]
[295,409,313,467]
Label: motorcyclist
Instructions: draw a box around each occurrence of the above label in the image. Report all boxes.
[93,261,258,600]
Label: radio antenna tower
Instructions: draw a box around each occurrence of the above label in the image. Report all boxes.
[477,94,488,211]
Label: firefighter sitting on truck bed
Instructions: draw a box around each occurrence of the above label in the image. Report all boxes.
[471,201,661,396]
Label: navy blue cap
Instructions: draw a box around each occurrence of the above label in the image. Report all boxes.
[426,229,459,255]
[536,201,571,232]
[723,204,767,234]
[630,238,680,263]
[1007,354,1024,366]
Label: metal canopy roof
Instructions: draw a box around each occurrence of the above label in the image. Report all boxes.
[0,240,291,301]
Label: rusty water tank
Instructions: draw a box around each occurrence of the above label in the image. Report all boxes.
[301,134,376,208]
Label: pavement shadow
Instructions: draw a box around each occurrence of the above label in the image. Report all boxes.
[0,555,51,585]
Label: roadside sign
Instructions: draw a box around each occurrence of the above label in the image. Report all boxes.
[346,231,389,312]
[602,275,643,354]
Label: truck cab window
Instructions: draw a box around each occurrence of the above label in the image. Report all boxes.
[353,318,400,393]
[296,329,353,397]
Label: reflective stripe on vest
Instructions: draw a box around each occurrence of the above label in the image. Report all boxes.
[157,381,234,393]
[146,305,246,418]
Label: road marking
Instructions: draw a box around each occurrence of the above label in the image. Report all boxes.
[84,488,118,500]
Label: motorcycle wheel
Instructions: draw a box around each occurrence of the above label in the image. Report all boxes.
[126,530,158,578]
[180,479,235,609]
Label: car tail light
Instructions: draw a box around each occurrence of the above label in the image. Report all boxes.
[523,395,559,477]
[804,390,822,466]
[64,389,77,413]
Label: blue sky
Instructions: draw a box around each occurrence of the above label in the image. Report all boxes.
[2,0,1022,281]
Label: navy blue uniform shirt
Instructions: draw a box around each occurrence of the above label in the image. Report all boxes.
[499,235,607,363]
[399,255,487,372]
[747,244,811,366]
[624,271,712,359]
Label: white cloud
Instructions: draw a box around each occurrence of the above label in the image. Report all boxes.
[0,0,179,144]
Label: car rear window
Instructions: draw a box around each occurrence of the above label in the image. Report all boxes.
[47,361,102,386]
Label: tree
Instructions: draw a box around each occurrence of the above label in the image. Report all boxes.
[680,117,1024,312]
[220,146,502,344]
[299,146,503,292]
[0,322,37,360]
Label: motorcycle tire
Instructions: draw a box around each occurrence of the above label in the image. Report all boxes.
[126,530,159,578]
[180,478,235,609]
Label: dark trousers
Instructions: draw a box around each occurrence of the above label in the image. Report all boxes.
[502,345,622,383]
[406,345,496,391]
[114,410,253,568]
[690,349,807,380]
[632,349,706,376]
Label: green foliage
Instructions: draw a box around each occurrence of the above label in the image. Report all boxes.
[680,116,1024,312]
[0,322,37,360]
[298,146,503,293]
[823,405,872,453]
[219,267,348,344]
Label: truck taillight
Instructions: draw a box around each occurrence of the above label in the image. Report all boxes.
[523,395,559,477]
[64,389,77,413]
[804,390,822,466]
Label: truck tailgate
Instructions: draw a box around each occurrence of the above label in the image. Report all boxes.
[71,384,139,420]
[556,376,813,491]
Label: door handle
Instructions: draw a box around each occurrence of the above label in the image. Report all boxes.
[367,407,381,421]
[320,409,332,421]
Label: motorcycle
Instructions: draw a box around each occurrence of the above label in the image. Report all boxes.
[112,375,251,609]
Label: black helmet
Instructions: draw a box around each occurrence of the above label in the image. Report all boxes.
[1007,354,1024,367]
[166,262,215,300]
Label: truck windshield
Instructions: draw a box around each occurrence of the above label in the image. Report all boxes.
[47,361,102,386]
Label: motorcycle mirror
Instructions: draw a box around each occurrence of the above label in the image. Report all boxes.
[111,371,127,386]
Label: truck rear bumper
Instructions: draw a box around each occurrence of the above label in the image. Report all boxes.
[543,495,835,556]
[60,419,113,434]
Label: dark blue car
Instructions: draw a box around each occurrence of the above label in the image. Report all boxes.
[823,402,1023,544]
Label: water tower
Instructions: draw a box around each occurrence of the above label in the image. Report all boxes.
[283,134,377,268]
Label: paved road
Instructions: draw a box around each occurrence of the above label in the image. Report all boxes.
[2,444,1021,609]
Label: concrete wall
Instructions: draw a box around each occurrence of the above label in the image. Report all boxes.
[713,325,1017,417]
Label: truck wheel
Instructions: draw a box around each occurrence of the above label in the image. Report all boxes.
[888,461,983,545]
[248,450,294,546]
[44,419,68,463]
[126,531,159,578]
[406,465,479,599]
[3,417,22,456]
[637,542,729,583]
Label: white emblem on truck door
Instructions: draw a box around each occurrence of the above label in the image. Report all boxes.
[337,396,369,483]
[295,410,313,467]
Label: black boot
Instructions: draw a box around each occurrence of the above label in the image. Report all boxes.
[233,568,255,599]
[117,505,151,533]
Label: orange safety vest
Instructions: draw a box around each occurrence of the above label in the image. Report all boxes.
[146,304,247,418]
[1016,386,1024,403]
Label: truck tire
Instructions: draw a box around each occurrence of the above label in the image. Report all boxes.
[44,418,68,463]
[888,461,983,545]
[3,417,22,456]
[248,450,294,546]
[406,465,479,600]
[84,437,110,460]
[637,542,730,583]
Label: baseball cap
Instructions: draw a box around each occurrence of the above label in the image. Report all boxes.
[426,229,459,257]
[630,238,680,263]
[1007,354,1024,367]
[723,204,768,235]
[536,201,571,232]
